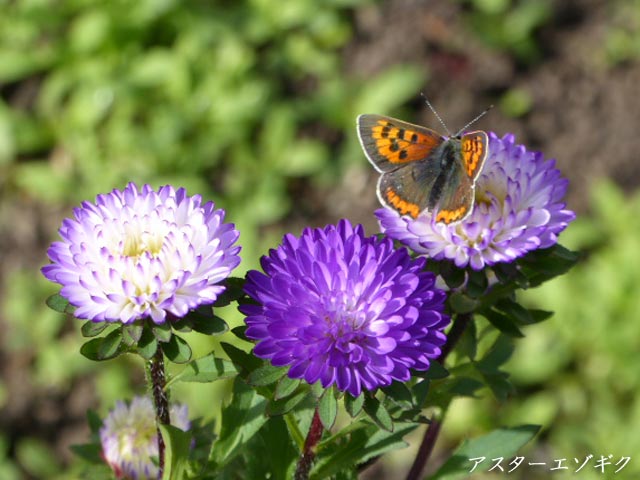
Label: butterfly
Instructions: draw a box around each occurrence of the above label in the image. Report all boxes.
[357,107,489,225]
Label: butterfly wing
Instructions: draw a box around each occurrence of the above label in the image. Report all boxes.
[432,168,476,224]
[460,130,488,180]
[377,160,442,218]
[432,132,488,224]
[357,114,444,173]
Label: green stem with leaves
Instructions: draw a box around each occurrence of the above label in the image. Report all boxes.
[405,312,473,480]
[148,344,171,480]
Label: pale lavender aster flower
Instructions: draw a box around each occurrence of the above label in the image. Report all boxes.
[100,396,190,480]
[42,183,241,324]
[377,133,575,270]
[241,220,449,397]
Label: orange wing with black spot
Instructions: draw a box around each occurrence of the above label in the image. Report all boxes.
[357,114,444,172]
[460,131,488,180]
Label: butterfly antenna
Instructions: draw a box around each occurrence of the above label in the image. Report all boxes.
[420,92,452,136]
[454,104,494,136]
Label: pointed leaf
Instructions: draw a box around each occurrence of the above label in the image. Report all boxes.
[318,389,338,430]
[482,309,524,337]
[275,376,301,400]
[449,292,479,315]
[137,326,158,359]
[363,395,393,432]
[169,354,238,385]
[81,320,108,338]
[152,322,173,343]
[344,393,364,417]
[266,390,310,417]
[46,293,74,314]
[163,334,192,364]
[431,425,540,480]
[98,329,123,360]
[160,424,191,480]
[70,443,103,464]
[123,323,143,345]
[210,378,267,467]
[382,382,414,409]
[79,338,103,361]
[311,423,417,479]
[213,277,246,307]
[86,409,103,434]
[189,311,229,336]
[247,364,288,387]
[221,342,262,377]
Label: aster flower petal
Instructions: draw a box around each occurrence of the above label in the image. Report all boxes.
[377,133,575,270]
[241,220,449,397]
[42,183,241,324]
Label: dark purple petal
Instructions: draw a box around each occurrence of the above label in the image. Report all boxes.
[242,220,449,396]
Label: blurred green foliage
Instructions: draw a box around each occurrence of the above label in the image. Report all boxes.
[604,0,640,65]
[460,0,552,64]
[1,0,638,477]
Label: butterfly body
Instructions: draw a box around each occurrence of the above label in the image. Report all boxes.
[357,114,488,224]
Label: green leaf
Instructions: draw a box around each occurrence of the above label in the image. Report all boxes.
[160,424,191,480]
[476,334,515,373]
[163,334,192,364]
[98,329,124,360]
[247,364,288,387]
[152,322,173,343]
[415,361,449,380]
[123,323,143,344]
[466,269,489,298]
[210,378,268,467]
[86,409,103,434]
[446,377,484,397]
[318,389,338,430]
[79,338,103,361]
[430,425,540,480]
[81,320,108,338]
[191,313,229,336]
[168,354,238,386]
[363,395,393,432]
[518,244,579,286]
[448,292,480,314]
[275,376,300,400]
[70,443,102,464]
[221,342,263,377]
[344,393,364,417]
[495,298,533,325]
[456,316,478,360]
[266,390,309,417]
[213,277,246,307]
[440,261,466,289]
[137,326,158,360]
[527,308,554,323]
[45,293,74,314]
[311,423,417,479]
[382,382,414,409]
[482,309,524,338]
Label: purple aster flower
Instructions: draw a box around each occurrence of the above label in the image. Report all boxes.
[42,183,241,324]
[100,395,190,480]
[377,133,576,270]
[241,220,449,397]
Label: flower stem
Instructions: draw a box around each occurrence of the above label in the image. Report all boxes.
[405,312,473,480]
[149,345,171,479]
[294,407,324,480]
